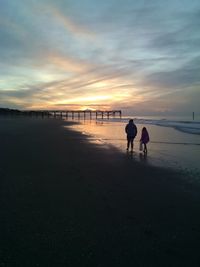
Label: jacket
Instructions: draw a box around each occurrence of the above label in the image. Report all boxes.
[125,122,137,138]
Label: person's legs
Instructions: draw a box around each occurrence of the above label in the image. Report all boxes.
[127,136,135,151]
[127,137,130,150]
[130,138,134,151]
[143,143,147,153]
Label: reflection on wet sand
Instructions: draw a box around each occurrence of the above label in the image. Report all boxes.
[65,118,200,176]
[139,152,148,164]
[126,150,148,164]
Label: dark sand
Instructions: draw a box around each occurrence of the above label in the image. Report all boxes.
[0,117,200,267]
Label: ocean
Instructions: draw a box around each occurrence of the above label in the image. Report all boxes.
[64,115,200,180]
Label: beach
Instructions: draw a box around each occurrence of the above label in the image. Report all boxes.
[67,118,200,177]
[1,116,200,266]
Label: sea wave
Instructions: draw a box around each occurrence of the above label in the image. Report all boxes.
[97,117,200,135]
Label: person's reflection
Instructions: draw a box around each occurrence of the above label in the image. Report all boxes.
[126,150,135,160]
[139,152,148,163]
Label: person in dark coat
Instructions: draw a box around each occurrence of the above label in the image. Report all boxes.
[125,119,137,152]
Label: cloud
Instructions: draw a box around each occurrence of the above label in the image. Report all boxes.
[143,56,200,90]
[44,5,96,39]
[0,0,200,114]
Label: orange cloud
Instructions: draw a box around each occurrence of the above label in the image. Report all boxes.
[43,5,96,40]
[48,54,86,73]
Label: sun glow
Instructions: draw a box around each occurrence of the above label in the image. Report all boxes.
[59,95,112,104]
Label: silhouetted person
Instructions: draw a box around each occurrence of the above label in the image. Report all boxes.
[125,119,137,152]
[140,127,150,154]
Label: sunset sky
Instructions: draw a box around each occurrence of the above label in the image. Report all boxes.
[0,0,200,115]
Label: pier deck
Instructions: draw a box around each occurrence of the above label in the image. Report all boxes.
[23,110,122,119]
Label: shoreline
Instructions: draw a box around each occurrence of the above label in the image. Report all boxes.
[1,116,200,266]
[65,118,200,177]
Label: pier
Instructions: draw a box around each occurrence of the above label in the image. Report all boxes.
[22,110,122,119]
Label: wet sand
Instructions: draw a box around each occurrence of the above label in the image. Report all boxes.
[67,119,200,174]
[0,117,200,267]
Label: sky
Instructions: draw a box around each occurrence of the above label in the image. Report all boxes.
[0,0,200,116]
